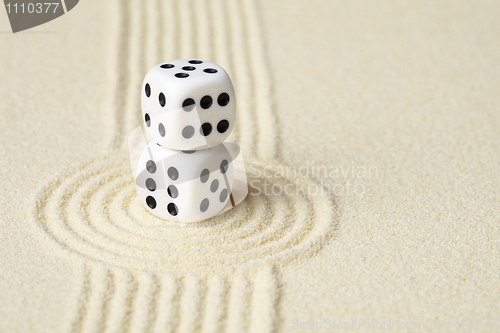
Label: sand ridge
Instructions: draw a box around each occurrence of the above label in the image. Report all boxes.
[32,154,337,272]
[63,263,281,333]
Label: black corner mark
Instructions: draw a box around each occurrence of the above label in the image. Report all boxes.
[4,0,79,33]
[64,0,77,11]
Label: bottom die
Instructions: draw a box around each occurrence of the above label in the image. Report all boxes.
[135,141,240,223]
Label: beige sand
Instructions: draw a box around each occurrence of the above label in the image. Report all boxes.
[1,0,499,332]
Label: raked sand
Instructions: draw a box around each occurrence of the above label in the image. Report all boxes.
[1,0,500,332]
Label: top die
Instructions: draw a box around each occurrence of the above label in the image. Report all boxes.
[141,59,236,150]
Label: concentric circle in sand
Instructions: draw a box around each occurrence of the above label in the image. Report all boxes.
[32,154,337,272]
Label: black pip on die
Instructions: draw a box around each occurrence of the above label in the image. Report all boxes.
[134,60,242,223]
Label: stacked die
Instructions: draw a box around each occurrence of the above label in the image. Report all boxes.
[135,59,240,223]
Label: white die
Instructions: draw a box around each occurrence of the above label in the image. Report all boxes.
[141,60,236,150]
[135,141,240,223]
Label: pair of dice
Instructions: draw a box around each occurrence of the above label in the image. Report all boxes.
[134,59,243,223]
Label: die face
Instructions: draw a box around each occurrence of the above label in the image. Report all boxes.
[142,60,236,150]
[135,142,237,223]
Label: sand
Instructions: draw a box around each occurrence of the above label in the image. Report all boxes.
[0,0,499,332]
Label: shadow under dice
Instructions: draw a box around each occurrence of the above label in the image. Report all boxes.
[135,142,239,223]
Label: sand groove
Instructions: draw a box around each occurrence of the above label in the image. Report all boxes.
[107,0,130,151]
[68,263,283,333]
[32,154,336,272]
[68,264,92,333]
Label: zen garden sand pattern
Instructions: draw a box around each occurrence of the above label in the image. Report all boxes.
[1,0,500,332]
